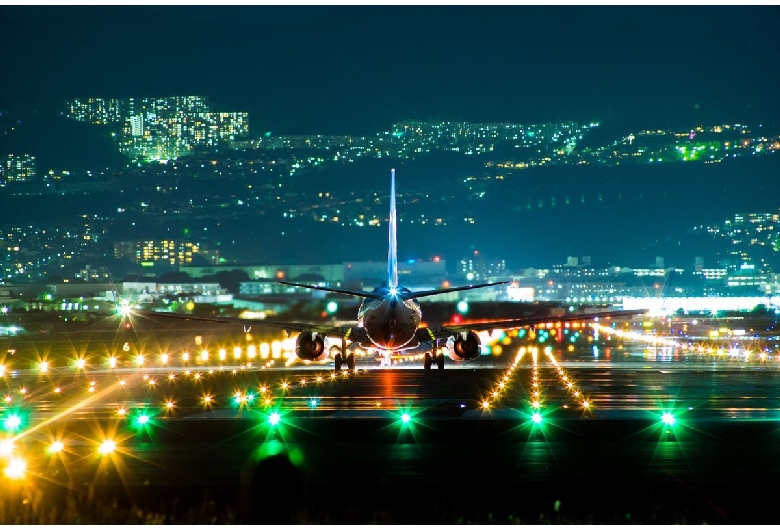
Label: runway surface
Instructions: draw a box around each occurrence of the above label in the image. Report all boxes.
[3,331,780,523]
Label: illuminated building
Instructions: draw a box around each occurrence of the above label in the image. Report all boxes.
[114,240,206,266]
[2,154,37,183]
[64,96,249,163]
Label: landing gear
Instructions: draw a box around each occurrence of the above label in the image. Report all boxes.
[334,350,356,372]
[424,351,445,370]
[381,351,392,367]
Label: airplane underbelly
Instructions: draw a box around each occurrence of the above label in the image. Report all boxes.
[364,322,416,350]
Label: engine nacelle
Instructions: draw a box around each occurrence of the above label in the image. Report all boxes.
[446,331,482,361]
[295,331,328,361]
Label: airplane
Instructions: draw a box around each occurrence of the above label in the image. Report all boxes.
[126,169,647,370]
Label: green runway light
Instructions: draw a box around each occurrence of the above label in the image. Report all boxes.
[3,413,22,432]
[268,412,281,425]
[401,413,411,424]
[661,412,676,426]
[531,412,543,424]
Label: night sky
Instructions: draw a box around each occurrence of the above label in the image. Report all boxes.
[2,5,779,134]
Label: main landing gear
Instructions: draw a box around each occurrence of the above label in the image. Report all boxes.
[334,351,356,371]
[423,351,445,370]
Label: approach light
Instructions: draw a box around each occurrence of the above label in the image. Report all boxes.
[98,440,116,455]
[48,441,65,454]
[4,457,25,479]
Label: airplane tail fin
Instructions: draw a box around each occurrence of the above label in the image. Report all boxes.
[388,168,398,289]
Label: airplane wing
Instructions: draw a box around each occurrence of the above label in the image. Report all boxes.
[422,308,648,339]
[403,281,510,300]
[126,308,353,337]
[277,280,383,300]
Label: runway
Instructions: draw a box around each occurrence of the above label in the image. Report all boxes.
[3,333,780,523]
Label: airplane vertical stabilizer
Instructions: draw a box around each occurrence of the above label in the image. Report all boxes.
[388,168,398,288]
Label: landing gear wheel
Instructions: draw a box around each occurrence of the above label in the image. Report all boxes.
[423,352,432,370]
[346,351,356,371]
[436,352,445,370]
[334,352,343,371]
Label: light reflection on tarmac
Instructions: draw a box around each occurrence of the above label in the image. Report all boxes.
[5,335,780,523]
[5,337,780,423]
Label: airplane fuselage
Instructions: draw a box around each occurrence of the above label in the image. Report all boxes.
[357,286,421,351]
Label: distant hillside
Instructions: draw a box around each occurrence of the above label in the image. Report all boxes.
[0,110,127,171]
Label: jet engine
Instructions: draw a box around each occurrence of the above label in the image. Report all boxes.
[446,331,482,361]
[295,331,328,361]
